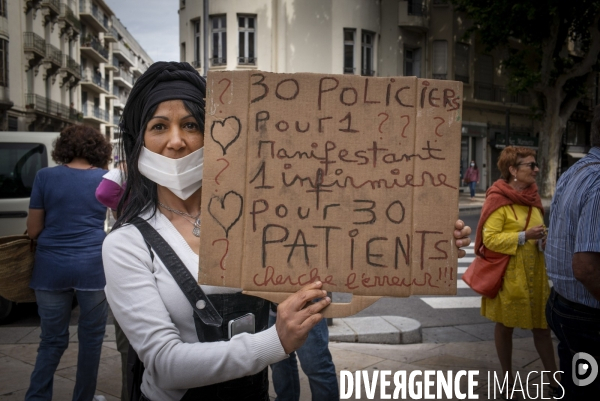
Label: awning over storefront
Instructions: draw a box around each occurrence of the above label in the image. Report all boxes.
[567,152,587,159]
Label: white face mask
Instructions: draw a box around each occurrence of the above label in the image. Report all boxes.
[138,146,204,200]
[470,163,475,167]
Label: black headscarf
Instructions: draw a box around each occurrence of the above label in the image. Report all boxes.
[119,62,206,152]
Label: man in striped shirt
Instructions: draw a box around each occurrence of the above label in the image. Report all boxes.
[545,105,600,400]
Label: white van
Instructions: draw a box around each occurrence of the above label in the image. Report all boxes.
[0,132,60,236]
[0,131,60,321]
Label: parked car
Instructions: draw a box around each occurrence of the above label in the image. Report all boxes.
[0,131,60,322]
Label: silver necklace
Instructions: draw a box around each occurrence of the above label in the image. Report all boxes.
[158,202,201,237]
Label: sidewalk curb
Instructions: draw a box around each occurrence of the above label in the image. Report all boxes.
[329,316,421,344]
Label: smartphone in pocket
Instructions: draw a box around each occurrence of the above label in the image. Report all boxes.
[228,313,255,339]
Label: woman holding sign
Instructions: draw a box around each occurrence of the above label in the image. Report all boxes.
[102,62,472,401]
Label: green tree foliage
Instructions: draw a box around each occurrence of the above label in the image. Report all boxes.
[451,0,600,197]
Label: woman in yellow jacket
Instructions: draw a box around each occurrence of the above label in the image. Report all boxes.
[475,146,560,400]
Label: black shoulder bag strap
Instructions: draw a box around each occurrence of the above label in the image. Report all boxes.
[124,217,224,401]
[130,216,223,327]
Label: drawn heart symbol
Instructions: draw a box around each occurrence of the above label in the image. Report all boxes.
[210,116,241,155]
[207,190,243,238]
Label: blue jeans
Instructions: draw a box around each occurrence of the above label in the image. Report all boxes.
[546,288,600,400]
[269,313,338,401]
[25,289,108,401]
[469,181,476,198]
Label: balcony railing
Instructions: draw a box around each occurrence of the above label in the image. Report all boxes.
[26,93,80,121]
[432,74,447,80]
[60,3,81,31]
[80,36,109,59]
[82,103,109,121]
[63,55,81,77]
[113,115,121,125]
[46,43,62,66]
[114,68,134,86]
[190,60,202,68]
[82,72,109,92]
[211,57,227,66]
[238,57,256,65]
[361,69,375,77]
[114,41,136,63]
[407,0,424,16]
[79,0,109,29]
[106,26,119,39]
[474,82,531,107]
[41,0,60,13]
[23,32,46,56]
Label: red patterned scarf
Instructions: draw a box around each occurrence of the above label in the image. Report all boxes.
[473,179,543,257]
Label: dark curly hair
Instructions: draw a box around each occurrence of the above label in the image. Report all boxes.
[52,124,112,168]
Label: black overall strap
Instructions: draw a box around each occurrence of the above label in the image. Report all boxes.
[130,217,223,327]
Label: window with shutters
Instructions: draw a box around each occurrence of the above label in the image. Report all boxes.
[238,15,256,65]
[344,29,355,74]
[404,48,421,78]
[432,40,447,79]
[211,15,227,66]
[361,30,375,76]
[455,43,469,83]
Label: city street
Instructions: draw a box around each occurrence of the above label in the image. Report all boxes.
[0,200,561,400]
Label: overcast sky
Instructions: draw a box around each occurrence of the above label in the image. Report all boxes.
[104,0,179,63]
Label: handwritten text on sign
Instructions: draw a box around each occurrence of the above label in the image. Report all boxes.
[200,71,463,298]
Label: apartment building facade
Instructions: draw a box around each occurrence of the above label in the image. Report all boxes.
[179,0,597,188]
[1,0,152,156]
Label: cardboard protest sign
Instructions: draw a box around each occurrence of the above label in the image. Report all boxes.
[200,71,463,317]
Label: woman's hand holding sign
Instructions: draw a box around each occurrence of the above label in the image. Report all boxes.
[275,281,331,354]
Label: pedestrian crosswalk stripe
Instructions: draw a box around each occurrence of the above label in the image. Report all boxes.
[415,246,481,308]
[420,296,480,309]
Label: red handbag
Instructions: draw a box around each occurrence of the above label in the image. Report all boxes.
[463,206,532,298]
[462,246,510,298]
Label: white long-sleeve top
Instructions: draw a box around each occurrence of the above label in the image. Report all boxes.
[102,210,287,400]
